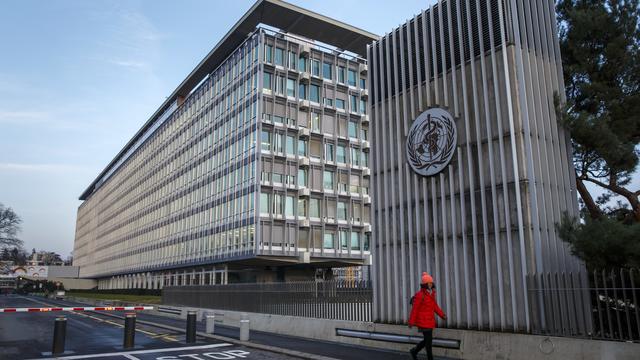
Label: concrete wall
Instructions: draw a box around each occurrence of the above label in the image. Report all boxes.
[160,306,638,360]
[51,277,96,290]
[48,266,80,278]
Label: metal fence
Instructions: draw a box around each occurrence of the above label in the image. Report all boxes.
[162,280,372,322]
[528,269,640,342]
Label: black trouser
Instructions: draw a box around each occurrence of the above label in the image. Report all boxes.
[414,329,433,360]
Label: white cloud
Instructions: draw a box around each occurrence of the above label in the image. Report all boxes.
[107,59,150,70]
[0,111,49,124]
[0,163,86,173]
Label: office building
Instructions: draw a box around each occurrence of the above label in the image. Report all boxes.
[73,0,375,289]
[368,0,588,333]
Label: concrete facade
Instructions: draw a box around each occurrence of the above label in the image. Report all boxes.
[73,0,376,289]
[154,305,640,360]
[368,0,586,333]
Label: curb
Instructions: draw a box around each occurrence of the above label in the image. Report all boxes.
[94,310,339,360]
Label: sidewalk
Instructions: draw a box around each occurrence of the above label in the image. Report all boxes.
[59,295,452,360]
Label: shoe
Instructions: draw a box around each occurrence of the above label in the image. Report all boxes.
[409,347,418,360]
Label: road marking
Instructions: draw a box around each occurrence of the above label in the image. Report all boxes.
[17,296,180,341]
[122,355,140,360]
[37,343,234,359]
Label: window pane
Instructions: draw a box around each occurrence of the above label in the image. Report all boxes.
[322,62,332,80]
[298,199,307,216]
[347,69,356,86]
[337,145,346,163]
[323,170,334,190]
[325,143,334,162]
[310,198,320,218]
[298,169,307,187]
[298,56,307,72]
[340,231,348,250]
[261,130,271,151]
[351,232,360,250]
[286,135,295,154]
[337,201,347,220]
[263,72,272,90]
[260,192,270,213]
[299,84,307,99]
[348,121,357,138]
[310,85,320,103]
[312,60,320,76]
[275,48,284,66]
[338,66,345,83]
[285,195,294,216]
[286,78,296,97]
[298,139,307,156]
[323,233,334,249]
[335,99,345,109]
[288,51,296,69]
[264,44,272,63]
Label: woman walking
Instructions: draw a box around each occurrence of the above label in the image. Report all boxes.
[408,272,446,360]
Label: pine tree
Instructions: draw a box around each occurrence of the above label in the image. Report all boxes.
[556,0,640,221]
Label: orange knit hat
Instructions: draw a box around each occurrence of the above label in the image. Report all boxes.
[421,272,433,284]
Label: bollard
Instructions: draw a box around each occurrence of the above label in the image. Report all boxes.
[239,313,250,341]
[52,316,67,355]
[123,313,136,349]
[205,314,215,334]
[186,311,197,343]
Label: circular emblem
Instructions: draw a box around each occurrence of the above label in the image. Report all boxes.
[406,108,457,176]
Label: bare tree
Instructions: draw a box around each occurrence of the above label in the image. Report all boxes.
[0,203,23,248]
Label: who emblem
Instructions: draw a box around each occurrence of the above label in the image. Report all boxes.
[406,108,457,177]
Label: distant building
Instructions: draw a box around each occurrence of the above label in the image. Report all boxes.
[74,0,375,289]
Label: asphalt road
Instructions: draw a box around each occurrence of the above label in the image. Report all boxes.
[1,295,449,360]
[0,295,296,360]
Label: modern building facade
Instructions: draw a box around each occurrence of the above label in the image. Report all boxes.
[368,0,588,334]
[73,0,375,289]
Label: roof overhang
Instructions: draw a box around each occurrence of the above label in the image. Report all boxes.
[79,0,378,201]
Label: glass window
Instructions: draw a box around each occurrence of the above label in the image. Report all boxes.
[309,198,320,218]
[264,44,272,63]
[322,62,332,80]
[364,233,370,251]
[323,232,335,249]
[298,199,307,216]
[299,83,307,99]
[286,135,295,154]
[337,66,346,83]
[351,147,360,166]
[348,121,358,138]
[298,168,307,187]
[350,95,358,112]
[337,201,347,220]
[274,193,283,215]
[260,192,270,214]
[325,143,334,162]
[311,60,320,76]
[288,51,296,69]
[323,170,334,190]
[273,173,283,183]
[360,78,366,89]
[347,69,357,86]
[274,133,284,153]
[275,48,284,66]
[337,145,346,163]
[261,130,271,151]
[335,99,345,110]
[309,84,320,103]
[311,112,320,131]
[286,78,296,97]
[360,99,366,114]
[340,230,348,250]
[276,76,285,95]
[351,232,360,250]
[298,56,307,72]
[298,139,307,156]
[285,195,294,216]
[263,72,272,90]
[323,97,333,107]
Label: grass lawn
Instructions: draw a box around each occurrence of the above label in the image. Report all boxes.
[66,292,161,304]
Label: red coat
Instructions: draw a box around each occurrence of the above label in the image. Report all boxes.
[408,288,445,329]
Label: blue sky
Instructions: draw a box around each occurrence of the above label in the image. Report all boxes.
[0,0,430,256]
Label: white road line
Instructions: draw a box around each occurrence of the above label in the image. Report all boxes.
[36,343,234,359]
[122,355,140,360]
